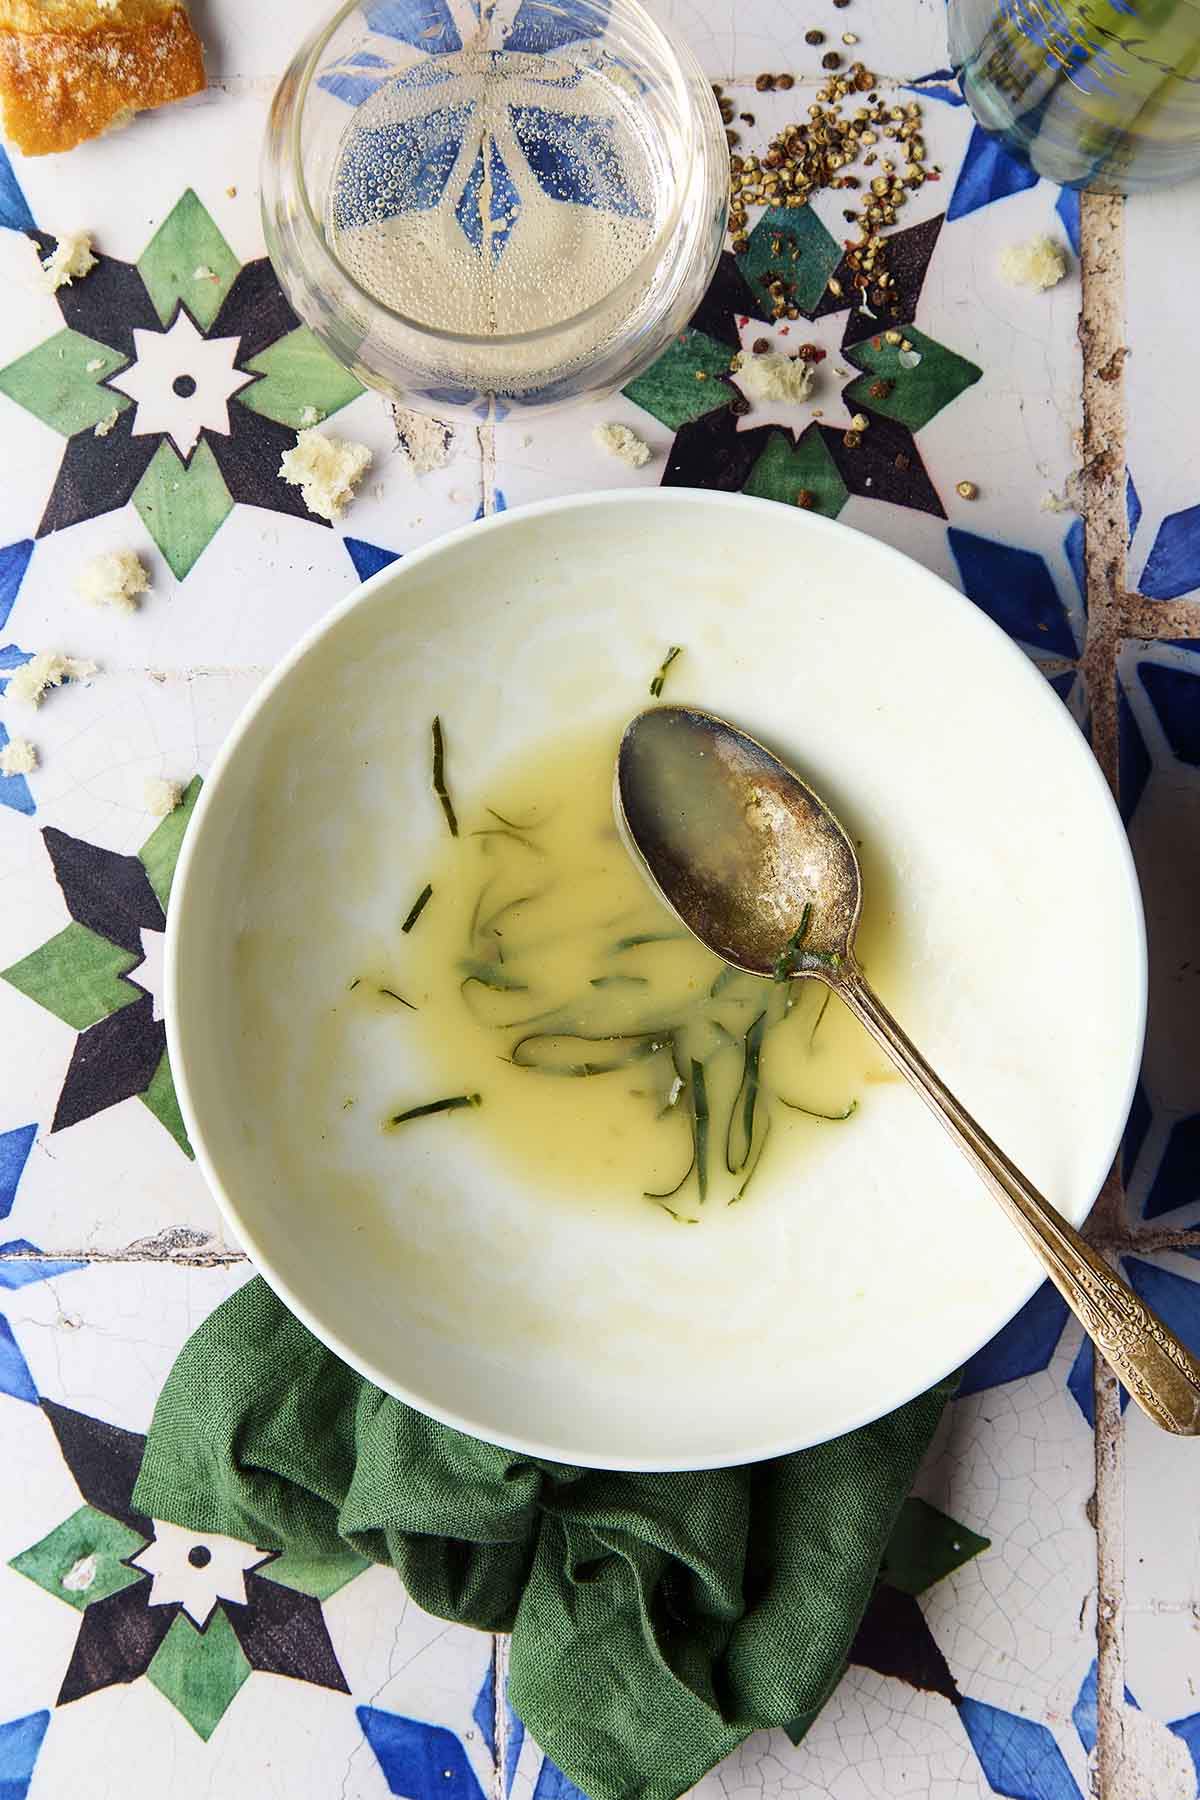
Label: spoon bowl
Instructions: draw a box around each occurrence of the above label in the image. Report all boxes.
[617,703,1200,1437]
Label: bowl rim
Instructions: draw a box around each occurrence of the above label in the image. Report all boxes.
[166,487,1148,1471]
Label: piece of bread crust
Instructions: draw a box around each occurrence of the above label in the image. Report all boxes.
[0,0,205,156]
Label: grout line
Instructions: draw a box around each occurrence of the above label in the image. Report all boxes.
[479,420,499,517]
[1077,186,1130,1800]
[493,1631,512,1800]
[0,1244,249,1267]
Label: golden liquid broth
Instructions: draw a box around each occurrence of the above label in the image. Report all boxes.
[364,721,899,1216]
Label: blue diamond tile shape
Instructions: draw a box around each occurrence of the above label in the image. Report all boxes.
[1064,518,1085,607]
[0,1313,37,1404]
[1139,659,1200,764]
[509,105,647,216]
[1117,676,1151,824]
[471,1663,496,1757]
[0,541,34,632]
[344,537,402,582]
[0,1710,50,1800]
[1144,1114,1200,1222]
[0,1125,35,1222]
[358,1709,488,1800]
[0,1240,85,1290]
[1056,187,1082,256]
[533,1756,589,1800]
[318,70,390,106]
[948,529,1078,657]
[506,0,609,53]
[947,124,1040,222]
[957,1280,1070,1398]
[1140,503,1200,600]
[1123,1079,1152,1187]
[332,104,474,230]
[1065,1335,1129,1427]
[456,139,521,260]
[960,1698,1083,1800]
[1126,470,1142,546]
[0,724,34,817]
[365,0,462,51]
[0,149,34,234]
[1169,1711,1200,1788]
[1124,1258,1200,1358]
[1072,1660,1138,1756]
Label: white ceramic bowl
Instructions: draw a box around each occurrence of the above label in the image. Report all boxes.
[167,490,1146,1470]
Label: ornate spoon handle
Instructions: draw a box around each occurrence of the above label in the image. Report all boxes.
[835,965,1200,1436]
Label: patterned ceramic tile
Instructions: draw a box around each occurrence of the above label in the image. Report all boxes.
[0,1261,497,1796]
[1125,179,1200,605]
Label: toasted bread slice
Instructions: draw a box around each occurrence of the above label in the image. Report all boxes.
[0,0,205,156]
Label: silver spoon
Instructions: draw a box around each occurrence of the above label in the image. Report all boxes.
[616,704,1200,1436]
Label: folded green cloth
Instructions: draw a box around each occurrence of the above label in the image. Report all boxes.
[133,1278,954,1800]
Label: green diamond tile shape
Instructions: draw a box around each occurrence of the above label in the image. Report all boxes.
[881,1496,991,1596]
[743,425,848,517]
[623,329,734,430]
[133,440,233,580]
[138,190,241,332]
[139,773,201,913]
[238,326,364,429]
[738,205,842,319]
[148,1607,251,1740]
[140,1048,194,1158]
[0,329,131,437]
[259,1546,370,1602]
[2,922,140,1031]
[9,1505,146,1612]
[844,326,982,433]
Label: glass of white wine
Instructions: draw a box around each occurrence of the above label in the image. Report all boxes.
[262,0,728,417]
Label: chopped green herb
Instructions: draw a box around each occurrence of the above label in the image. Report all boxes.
[471,827,540,853]
[512,1031,668,1077]
[809,989,832,1046]
[726,1010,766,1173]
[589,974,650,989]
[431,716,458,836]
[649,645,683,698]
[460,960,528,993]
[614,932,685,952]
[379,986,417,1010]
[478,894,537,938]
[347,977,361,992]
[401,883,433,933]
[728,1117,771,1204]
[772,902,812,982]
[388,1093,481,1126]
[691,1057,709,1202]
[486,806,541,831]
[778,1095,857,1121]
[653,1201,699,1224]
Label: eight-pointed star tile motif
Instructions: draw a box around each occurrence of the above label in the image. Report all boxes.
[0,187,365,580]
[108,311,255,460]
[131,1522,273,1626]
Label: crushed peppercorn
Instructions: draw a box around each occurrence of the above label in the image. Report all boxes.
[956,480,979,500]
[796,489,816,508]
[804,28,824,43]
[821,50,841,68]
[894,452,911,471]
[868,378,892,399]
[755,72,775,90]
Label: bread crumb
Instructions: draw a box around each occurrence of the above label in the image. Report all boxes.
[145,777,182,816]
[279,428,371,521]
[6,652,98,707]
[77,549,150,613]
[298,405,321,427]
[40,231,97,294]
[593,422,653,468]
[193,264,216,281]
[94,407,120,437]
[0,737,37,777]
[999,235,1069,292]
[734,349,816,406]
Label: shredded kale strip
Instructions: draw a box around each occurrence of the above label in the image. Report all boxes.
[590,974,650,989]
[431,716,458,836]
[378,986,417,1010]
[649,645,683,698]
[613,932,685,952]
[388,1093,480,1126]
[460,960,528,994]
[691,1058,709,1203]
[401,884,433,934]
[772,902,812,982]
[726,1010,766,1174]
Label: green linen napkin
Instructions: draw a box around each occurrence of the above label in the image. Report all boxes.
[133,1278,954,1800]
